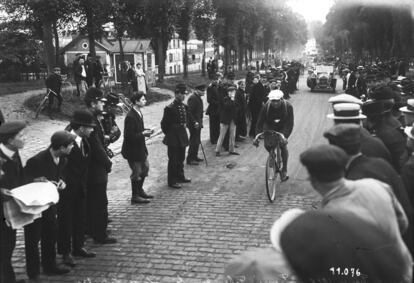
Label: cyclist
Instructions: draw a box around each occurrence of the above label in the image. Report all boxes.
[255,89,294,181]
[45,66,63,112]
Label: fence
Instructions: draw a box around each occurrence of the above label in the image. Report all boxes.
[20,72,48,81]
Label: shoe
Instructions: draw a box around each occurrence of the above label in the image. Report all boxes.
[215,152,220,156]
[62,254,76,267]
[186,160,199,165]
[139,191,154,199]
[229,151,240,155]
[280,171,289,182]
[177,178,191,183]
[169,183,182,189]
[195,157,204,162]
[131,195,150,204]
[72,248,96,258]
[94,237,117,245]
[44,265,71,275]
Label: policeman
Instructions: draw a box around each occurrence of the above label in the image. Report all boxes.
[161,83,193,189]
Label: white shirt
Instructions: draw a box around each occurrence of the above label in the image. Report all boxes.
[49,149,60,165]
[81,65,87,78]
[0,143,16,159]
[133,107,143,118]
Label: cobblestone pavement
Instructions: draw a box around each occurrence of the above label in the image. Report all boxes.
[10,78,334,282]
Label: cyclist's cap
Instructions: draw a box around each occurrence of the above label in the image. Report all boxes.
[328,94,362,105]
[51,130,76,148]
[327,103,366,120]
[0,121,26,136]
[300,144,347,182]
[323,124,361,148]
[85,87,107,102]
[268,90,283,100]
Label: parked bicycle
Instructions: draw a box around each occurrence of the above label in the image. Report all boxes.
[253,130,284,202]
[34,89,60,119]
[60,74,75,100]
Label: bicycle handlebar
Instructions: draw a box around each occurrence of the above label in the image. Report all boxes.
[254,130,284,141]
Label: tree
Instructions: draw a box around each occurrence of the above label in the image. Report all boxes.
[176,0,194,78]
[193,0,214,76]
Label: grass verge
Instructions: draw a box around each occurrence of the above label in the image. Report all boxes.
[0,81,45,96]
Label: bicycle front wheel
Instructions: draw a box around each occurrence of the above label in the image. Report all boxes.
[35,95,49,119]
[265,154,280,202]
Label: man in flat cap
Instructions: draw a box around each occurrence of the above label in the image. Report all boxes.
[300,144,410,272]
[327,102,391,163]
[206,73,222,144]
[235,80,248,141]
[0,121,26,283]
[23,131,76,280]
[161,83,194,189]
[186,85,205,165]
[84,87,116,245]
[58,110,96,267]
[324,124,414,253]
[363,100,408,173]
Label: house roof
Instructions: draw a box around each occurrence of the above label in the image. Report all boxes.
[59,34,112,54]
[110,39,153,53]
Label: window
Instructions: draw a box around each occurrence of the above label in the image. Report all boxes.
[169,66,173,74]
[169,53,173,63]
[178,65,181,73]
[147,53,152,69]
[177,40,180,48]
[174,65,176,74]
[173,39,175,48]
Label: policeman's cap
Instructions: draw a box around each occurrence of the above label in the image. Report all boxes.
[175,83,188,94]
[0,121,26,136]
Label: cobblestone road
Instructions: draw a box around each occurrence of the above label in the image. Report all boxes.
[10,78,334,282]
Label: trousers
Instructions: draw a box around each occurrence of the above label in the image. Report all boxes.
[209,114,220,144]
[187,127,201,161]
[167,146,186,185]
[86,182,109,242]
[216,121,236,153]
[0,218,16,283]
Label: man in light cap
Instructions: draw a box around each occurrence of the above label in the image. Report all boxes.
[324,124,414,253]
[256,90,294,181]
[300,144,411,278]
[327,102,391,162]
[0,121,26,283]
[23,130,76,279]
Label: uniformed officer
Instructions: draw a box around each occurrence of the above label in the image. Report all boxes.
[161,83,194,189]
[0,121,27,283]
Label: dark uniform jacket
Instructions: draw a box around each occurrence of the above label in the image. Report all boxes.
[121,108,148,162]
[360,127,392,163]
[187,93,204,128]
[206,83,222,116]
[249,82,267,112]
[61,131,91,196]
[24,148,66,183]
[45,73,62,94]
[256,100,294,138]
[87,112,112,184]
[161,99,191,147]
[219,96,237,125]
[235,89,247,118]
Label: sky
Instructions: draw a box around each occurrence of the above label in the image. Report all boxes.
[287,0,334,23]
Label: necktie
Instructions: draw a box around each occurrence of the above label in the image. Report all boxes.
[80,140,86,157]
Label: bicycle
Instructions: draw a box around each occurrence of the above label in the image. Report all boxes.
[60,74,75,101]
[253,130,284,202]
[34,89,60,119]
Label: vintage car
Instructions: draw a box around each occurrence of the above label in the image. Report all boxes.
[307,65,336,92]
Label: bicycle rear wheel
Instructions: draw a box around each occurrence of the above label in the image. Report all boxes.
[35,95,49,119]
[265,154,280,202]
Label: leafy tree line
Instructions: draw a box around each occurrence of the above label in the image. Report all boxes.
[314,0,414,62]
[0,0,307,82]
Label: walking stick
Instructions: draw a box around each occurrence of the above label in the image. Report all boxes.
[200,141,208,167]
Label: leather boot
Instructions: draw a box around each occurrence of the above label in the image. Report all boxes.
[131,180,150,204]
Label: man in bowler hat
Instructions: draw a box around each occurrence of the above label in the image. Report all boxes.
[58,110,96,267]
[206,73,223,144]
[0,121,27,283]
[186,84,205,165]
[161,83,194,189]
[23,131,75,280]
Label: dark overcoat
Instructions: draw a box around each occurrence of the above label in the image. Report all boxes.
[161,100,191,147]
[121,109,148,162]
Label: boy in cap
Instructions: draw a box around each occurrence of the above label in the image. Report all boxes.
[161,83,194,189]
[256,90,294,181]
[186,85,205,165]
[300,144,411,278]
[45,66,63,112]
[23,131,76,279]
[58,110,96,267]
[0,121,27,283]
[84,87,116,245]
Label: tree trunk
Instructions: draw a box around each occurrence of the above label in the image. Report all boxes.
[118,36,126,88]
[42,20,55,74]
[201,40,206,77]
[244,49,248,69]
[238,45,243,71]
[183,40,188,78]
[86,7,96,57]
[53,20,60,67]
[157,37,165,83]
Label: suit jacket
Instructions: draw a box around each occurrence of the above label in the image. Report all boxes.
[24,148,66,183]
[74,64,87,83]
[206,83,222,116]
[187,93,204,128]
[360,127,392,163]
[219,96,238,125]
[121,108,148,162]
[45,73,62,94]
[249,82,267,112]
[161,99,191,147]
[235,88,247,118]
[87,112,112,184]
